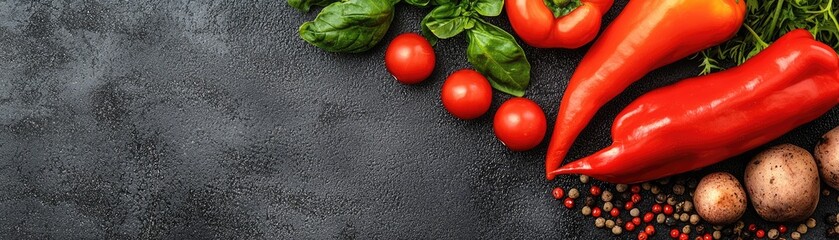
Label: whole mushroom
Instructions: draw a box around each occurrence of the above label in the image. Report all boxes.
[745,144,820,222]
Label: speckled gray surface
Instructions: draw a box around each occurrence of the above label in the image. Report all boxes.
[2,1,839,239]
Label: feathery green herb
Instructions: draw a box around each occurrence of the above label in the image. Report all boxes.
[699,0,839,74]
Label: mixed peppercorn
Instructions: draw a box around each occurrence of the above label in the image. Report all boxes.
[553,176,826,239]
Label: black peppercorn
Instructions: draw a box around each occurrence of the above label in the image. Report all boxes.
[656,193,667,203]
[665,217,677,226]
[741,231,751,238]
[696,225,706,235]
[584,196,595,207]
[723,228,733,236]
[615,199,624,208]
[616,218,624,227]
[827,214,838,225]
[621,192,632,201]
[827,227,839,238]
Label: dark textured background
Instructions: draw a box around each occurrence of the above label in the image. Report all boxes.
[2,0,839,239]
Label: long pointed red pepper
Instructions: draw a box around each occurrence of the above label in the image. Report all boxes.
[505,0,613,48]
[545,0,746,179]
[551,29,839,184]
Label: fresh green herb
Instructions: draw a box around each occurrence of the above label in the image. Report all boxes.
[700,0,839,74]
[298,0,399,53]
[405,0,432,7]
[467,19,532,97]
[288,0,340,12]
[543,0,583,18]
[423,0,532,96]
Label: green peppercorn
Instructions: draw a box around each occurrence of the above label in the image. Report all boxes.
[767,228,779,239]
[612,226,622,235]
[601,190,613,202]
[595,217,606,228]
[673,185,685,195]
[568,188,580,199]
[616,184,628,193]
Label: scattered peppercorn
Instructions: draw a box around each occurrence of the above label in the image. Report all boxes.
[564,198,575,209]
[823,189,830,196]
[671,229,681,238]
[613,225,623,235]
[806,218,817,228]
[778,225,787,234]
[626,222,636,232]
[602,190,613,202]
[611,208,620,218]
[703,233,712,240]
[682,225,691,234]
[667,197,678,206]
[830,225,839,238]
[749,224,757,232]
[621,192,632,201]
[552,187,564,199]
[690,214,701,225]
[590,185,601,197]
[665,217,677,226]
[645,224,655,235]
[631,185,641,193]
[582,206,592,216]
[826,214,838,225]
[651,185,661,195]
[638,232,649,240]
[656,193,667,203]
[595,217,606,228]
[657,213,666,224]
[584,196,595,207]
[568,188,580,199]
[673,185,686,195]
[642,182,652,191]
[797,224,808,234]
[603,202,614,212]
[580,175,590,184]
[695,225,705,235]
[644,212,654,223]
[616,218,625,227]
[592,207,602,218]
[652,204,662,214]
[632,193,642,204]
[679,213,689,222]
[683,201,694,212]
[664,204,674,215]
[679,233,689,240]
[606,219,616,229]
[756,229,765,238]
[631,208,640,217]
[713,230,722,240]
[625,201,635,211]
[687,178,699,189]
[616,184,628,193]
[767,228,779,239]
[791,231,801,240]
[632,217,641,226]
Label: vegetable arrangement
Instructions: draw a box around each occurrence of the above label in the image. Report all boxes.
[544,0,748,180]
[551,29,839,184]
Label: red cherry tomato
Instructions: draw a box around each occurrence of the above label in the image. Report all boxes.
[493,97,547,151]
[385,33,435,84]
[441,69,492,120]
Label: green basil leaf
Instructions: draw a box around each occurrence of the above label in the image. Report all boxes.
[421,14,439,46]
[471,0,503,17]
[288,0,340,12]
[405,0,431,7]
[432,0,456,5]
[298,0,397,53]
[426,16,468,39]
[543,0,582,18]
[466,19,531,97]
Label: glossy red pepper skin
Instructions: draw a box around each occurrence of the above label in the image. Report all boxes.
[551,29,839,184]
[506,0,613,48]
[545,0,746,179]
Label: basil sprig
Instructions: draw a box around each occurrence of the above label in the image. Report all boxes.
[297,0,399,53]
[422,0,532,97]
[288,0,339,12]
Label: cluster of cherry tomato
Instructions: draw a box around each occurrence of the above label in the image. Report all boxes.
[384,33,547,151]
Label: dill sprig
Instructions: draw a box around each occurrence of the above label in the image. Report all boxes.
[699,0,839,74]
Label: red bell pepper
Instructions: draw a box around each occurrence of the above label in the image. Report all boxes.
[545,0,746,179]
[505,0,613,48]
[551,29,839,184]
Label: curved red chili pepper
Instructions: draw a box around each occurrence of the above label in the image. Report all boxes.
[505,0,613,48]
[545,0,746,180]
[551,29,839,184]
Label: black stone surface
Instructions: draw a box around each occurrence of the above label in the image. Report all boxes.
[1,1,838,239]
